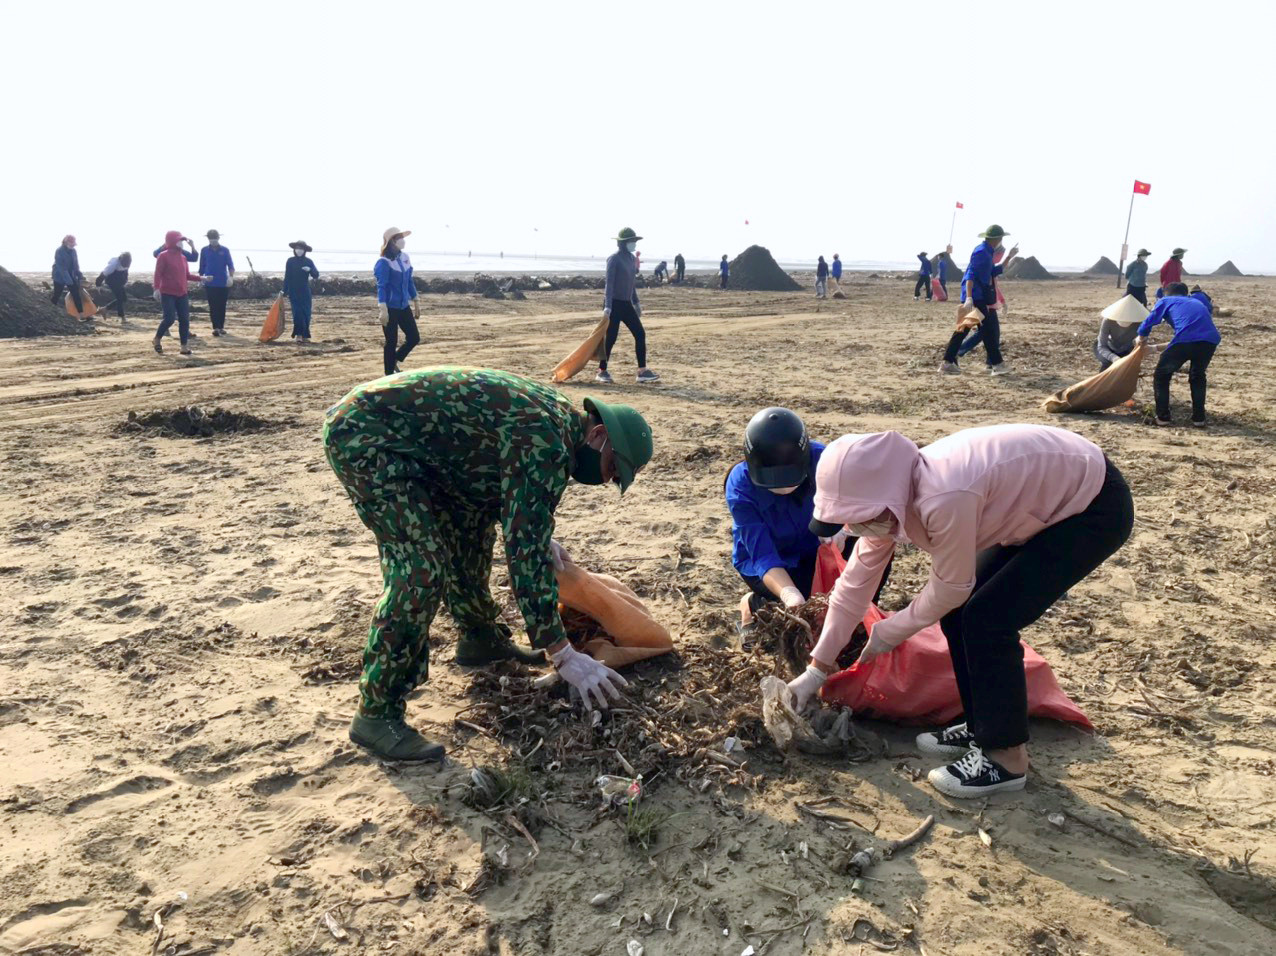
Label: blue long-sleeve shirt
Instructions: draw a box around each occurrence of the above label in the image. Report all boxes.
[198,245,235,287]
[1136,295,1221,348]
[1190,289,1213,315]
[603,250,640,314]
[52,246,81,284]
[917,254,932,277]
[720,260,729,277]
[831,259,842,278]
[154,245,198,262]
[937,258,947,282]
[1125,259,1149,288]
[373,252,417,309]
[283,255,319,299]
[726,442,826,579]
[962,240,1004,306]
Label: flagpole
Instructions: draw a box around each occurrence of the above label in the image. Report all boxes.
[1116,191,1135,289]
[948,208,957,246]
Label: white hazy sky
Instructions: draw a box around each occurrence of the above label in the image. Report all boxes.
[4,0,1273,274]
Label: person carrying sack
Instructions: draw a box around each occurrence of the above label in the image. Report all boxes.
[789,425,1133,798]
[52,235,86,316]
[596,227,660,385]
[374,227,420,375]
[940,225,1018,376]
[1137,282,1221,427]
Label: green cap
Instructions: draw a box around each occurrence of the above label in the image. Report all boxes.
[584,397,653,494]
[978,224,1009,239]
[613,227,643,242]
[1172,247,1187,257]
[1136,248,1151,257]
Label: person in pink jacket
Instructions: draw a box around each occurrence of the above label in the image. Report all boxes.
[152,230,207,355]
[788,424,1133,798]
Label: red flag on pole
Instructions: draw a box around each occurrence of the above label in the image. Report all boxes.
[955,201,964,209]
[1133,180,1151,195]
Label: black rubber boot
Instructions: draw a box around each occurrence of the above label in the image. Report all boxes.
[455,622,547,667]
[349,715,445,762]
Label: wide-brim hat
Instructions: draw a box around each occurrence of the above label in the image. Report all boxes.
[978,224,1009,239]
[583,397,653,495]
[1136,248,1151,256]
[206,229,220,240]
[613,227,643,242]
[289,240,313,252]
[382,227,412,245]
[1172,247,1187,257]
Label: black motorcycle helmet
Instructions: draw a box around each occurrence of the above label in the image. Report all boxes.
[744,407,810,489]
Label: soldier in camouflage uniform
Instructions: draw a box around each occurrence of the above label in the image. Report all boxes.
[323,366,654,760]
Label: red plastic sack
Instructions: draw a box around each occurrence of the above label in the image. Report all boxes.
[810,544,1091,728]
[931,278,948,302]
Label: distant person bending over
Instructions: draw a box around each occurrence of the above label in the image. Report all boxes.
[96,251,132,320]
[720,255,729,290]
[831,253,843,290]
[940,225,1018,376]
[597,227,660,385]
[674,252,686,284]
[914,251,932,301]
[1137,282,1221,427]
[374,227,420,376]
[653,260,668,284]
[1189,284,1214,315]
[1124,248,1150,306]
[51,235,86,316]
[1157,247,1186,300]
[199,230,235,336]
[152,230,207,355]
[284,240,319,343]
[815,256,829,298]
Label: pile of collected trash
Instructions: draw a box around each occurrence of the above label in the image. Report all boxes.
[0,265,91,338]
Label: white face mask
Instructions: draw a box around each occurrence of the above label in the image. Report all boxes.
[394,238,406,251]
[626,241,637,254]
[294,248,305,257]
[769,485,800,496]
[848,519,894,538]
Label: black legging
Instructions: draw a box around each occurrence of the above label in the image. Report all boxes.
[939,458,1133,750]
[206,286,230,331]
[103,276,128,318]
[600,298,646,371]
[1125,284,1148,306]
[944,303,1003,366]
[52,282,84,313]
[914,275,932,299]
[383,307,419,376]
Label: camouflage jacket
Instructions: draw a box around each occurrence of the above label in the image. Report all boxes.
[325,367,588,648]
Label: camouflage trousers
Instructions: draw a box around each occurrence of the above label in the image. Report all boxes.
[323,420,508,719]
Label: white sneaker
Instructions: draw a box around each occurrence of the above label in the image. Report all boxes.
[989,363,1012,376]
[916,722,975,757]
[928,748,1026,799]
[939,361,961,375]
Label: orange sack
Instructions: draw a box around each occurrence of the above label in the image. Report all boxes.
[259,294,286,343]
[1042,341,1147,414]
[551,316,610,383]
[555,561,674,668]
[66,287,98,318]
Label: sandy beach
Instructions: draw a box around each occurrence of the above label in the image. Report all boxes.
[2,274,1274,955]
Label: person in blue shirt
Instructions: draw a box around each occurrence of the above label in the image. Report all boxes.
[1189,284,1214,315]
[719,255,729,290]
[726,408,889,638]
[1137,282,1221,427]
[914,252,932,301]
[935,248,949,295]
[940,225,1018,376]
[816,256,829,298]
[831,253,843,291]
[283,240,320,343]
[374,227,420,375]
[198,230,235,336]
[51,235,86,316]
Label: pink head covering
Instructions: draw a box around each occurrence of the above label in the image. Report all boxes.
[63,234,76,246]
[164,230,182,248]
[812,431,920,533]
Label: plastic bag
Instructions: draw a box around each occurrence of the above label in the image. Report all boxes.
[259,294,286,343]
[555,561,673,668]
[66,287,98,318]
[812,545,1091,728]
[930,278,948,302]
[552,315,609,383]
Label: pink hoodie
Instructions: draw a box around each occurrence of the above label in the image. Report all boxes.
[153,230,199,297]
[810,424,1106,664]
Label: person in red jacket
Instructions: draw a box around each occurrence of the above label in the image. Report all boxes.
[1157,247,1186,300]
[152,230,207,355]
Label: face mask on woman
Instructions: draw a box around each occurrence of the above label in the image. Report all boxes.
[626,241,637,254]
[395,238,406,251]
[294,248,305,257]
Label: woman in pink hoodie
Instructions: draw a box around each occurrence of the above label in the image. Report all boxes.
[152,230,206,355]
[788,424,1133,798]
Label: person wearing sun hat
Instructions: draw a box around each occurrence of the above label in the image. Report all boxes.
[597,226,661,385]
[374,227,420,375]
[1157,247,1187,300]
[282,240,320,343]
[1124,248,1151,306]
[323,367,654,760]
[939,224,1019,377]
[198,230,235,336]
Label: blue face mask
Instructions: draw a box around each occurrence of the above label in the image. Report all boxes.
[573,445,604,485]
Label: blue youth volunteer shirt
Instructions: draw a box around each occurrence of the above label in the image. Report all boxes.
[726,442,825,578]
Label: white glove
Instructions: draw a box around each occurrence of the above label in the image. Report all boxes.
[856,630,894,666]
[819,528,849,552]
[779,585,804,608]
[550,539,571,571]
[226,274,234,287]
[603,309,611,319]
[301,265,311,273]
[411,298,420,320]
[552,643,628,711]
[153,289,162,301]
[378,302,389,327]
[786,665,828,713]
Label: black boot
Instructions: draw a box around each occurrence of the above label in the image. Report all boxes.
[455,622,547,667]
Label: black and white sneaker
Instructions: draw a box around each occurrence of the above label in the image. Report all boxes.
[928,747,1026,798]
[916,722,975,757]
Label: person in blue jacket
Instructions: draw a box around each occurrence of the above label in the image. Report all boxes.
[726,407,889,638]
[1189,284,1214,315]
[831,253,843,291]
[914,252,932,301]
[52,235,86,316]
[940,224,1018,376]
[283,241,319,343]
[198,230,235,336]
[1137,282,1222,427]
[719,255,729,290]
[935,249,949,296]
[374,227,420,375]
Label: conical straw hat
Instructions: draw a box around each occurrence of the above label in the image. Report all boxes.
[1100,294,1150,326]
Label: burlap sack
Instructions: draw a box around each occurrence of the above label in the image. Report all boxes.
[1042,342,1147,413]
[551,316,610,383]
[556,561,674,668]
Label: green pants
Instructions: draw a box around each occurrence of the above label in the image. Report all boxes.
[324,423,508,719]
